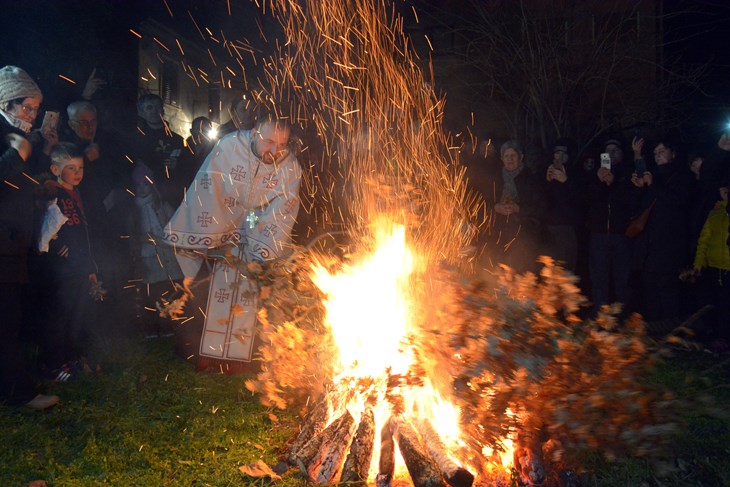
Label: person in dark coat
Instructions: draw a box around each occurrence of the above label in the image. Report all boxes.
[631,137,695,321]
[218,96,256,138]
[487,140,546,273]
[541,138,580,272]
[0,65,59,409]
[586,138,635,315]
[127,94,186,207]
[61,100,133,332]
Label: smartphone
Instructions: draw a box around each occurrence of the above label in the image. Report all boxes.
[635,158,647,175]
[41,111,59,134]
[600,152,611,169]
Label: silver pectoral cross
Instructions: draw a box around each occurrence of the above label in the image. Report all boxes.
[246,210,259,230]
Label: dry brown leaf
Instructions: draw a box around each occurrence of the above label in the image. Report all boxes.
[239,460,281,480]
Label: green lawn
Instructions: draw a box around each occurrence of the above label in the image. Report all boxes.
[0,337,307,487]
[2,337,729,486]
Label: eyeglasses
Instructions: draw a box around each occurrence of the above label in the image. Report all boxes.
[72,119,97,127]
[20,105,39,115]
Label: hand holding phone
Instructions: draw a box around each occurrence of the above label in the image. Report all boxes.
[600,152,611,169]
[41,111,59,135]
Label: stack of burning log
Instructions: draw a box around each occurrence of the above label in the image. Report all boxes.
[287,397,477,487]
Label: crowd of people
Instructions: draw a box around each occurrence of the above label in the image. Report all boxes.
[2,61,729,411]
[0,64,301,409]
[462,131,730,349]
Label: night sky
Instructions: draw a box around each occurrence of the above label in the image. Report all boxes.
[1,0,729,148]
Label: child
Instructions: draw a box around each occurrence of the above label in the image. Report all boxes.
[129,164,183,338]
[693,185,730,351]
[39,142,101,378]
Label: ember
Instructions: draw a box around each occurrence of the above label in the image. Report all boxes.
[295,223,489,486]
[240,0,687,485]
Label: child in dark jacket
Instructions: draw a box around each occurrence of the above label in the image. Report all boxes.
[38,142,102,378]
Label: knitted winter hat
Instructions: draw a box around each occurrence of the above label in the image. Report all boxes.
[0,66,43,107]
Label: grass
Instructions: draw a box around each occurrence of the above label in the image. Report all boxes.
[2,337,729,486]
[0,337,308,487]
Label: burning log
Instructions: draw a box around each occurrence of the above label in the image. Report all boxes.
[288,397,330,465]
[307,410,357,482]
[376,420,395,487]
[340,407,376,485]
[393,418,447,487]
[416,420,474,487]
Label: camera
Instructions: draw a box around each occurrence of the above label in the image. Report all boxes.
[599,152,611,169]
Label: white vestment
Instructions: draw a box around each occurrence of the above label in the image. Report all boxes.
[164,130,301,362]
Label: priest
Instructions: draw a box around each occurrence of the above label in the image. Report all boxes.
[163,110,301,372]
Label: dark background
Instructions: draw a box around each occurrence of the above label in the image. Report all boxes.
[1,0,729,148]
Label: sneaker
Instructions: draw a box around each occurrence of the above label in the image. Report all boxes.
[26,394,60,410]
[53,363,77,382]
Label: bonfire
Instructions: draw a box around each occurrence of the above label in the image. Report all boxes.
[244,223,690,486]
[152,0,704,484]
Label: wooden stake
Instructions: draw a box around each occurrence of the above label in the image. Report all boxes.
[416,419,474,487]
[376,419,395,487]
[308,410,357,482]
[288,397,330,465]
[340,407,376,485]
[394,418,446,487]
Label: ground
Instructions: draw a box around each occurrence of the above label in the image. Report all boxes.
[1,334,729,486]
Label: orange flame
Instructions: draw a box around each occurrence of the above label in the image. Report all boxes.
[311,221,514,483]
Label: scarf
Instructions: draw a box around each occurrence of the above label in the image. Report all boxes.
[500,164,524,204]
[0,109,32,133]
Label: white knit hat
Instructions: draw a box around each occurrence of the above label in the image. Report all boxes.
[0,65,43,107]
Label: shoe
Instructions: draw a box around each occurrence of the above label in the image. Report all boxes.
[25,394,60,410]
[53,362,79,382]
